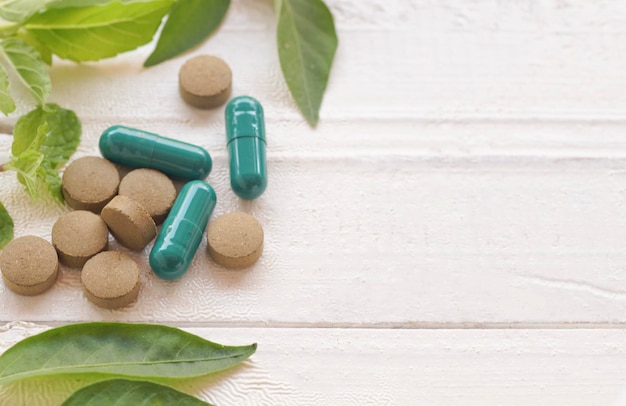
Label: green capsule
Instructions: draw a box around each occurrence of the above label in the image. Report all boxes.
[225,96,267,200]
[149,180,216,280]
[99,125,212,180]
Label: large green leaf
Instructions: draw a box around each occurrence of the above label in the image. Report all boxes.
[0,201,13,249]
[144,0,230,67]
[24,0,173,62]
[0,322,257,385]
[0,63,15,115]
[61,379,214,406]
[1,37,50,105]
[275,0,337,126]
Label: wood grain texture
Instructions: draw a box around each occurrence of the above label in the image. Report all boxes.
[1,0,626,403]
[1,0,626,325]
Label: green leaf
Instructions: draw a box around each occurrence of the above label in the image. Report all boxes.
[24,0,174,62]
[275,0,338,126]
[0,0,54,23]
[7,104,80,200]
[17,31,52,65]
[0,37,50,105]
[0,201,13,249]
[61,379,214,406]
[0,322,257,385]
[47,0,125,8]
[0,63,15,115]
[37,162,62,201]
[144,0,230,67]
[6,148,44,198]
[12,103,80,166]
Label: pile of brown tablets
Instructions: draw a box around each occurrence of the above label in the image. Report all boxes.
[0,54,265,309]
[0,157,177,309]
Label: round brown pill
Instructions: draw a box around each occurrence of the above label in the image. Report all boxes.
[206,212,264,269]
[62,156,120,213]
[52,210,109,268]
[0,236,58,295]
[118,168,176,224]
[101,195,157,251]
[81,251,140,309]
[179,55,232,109]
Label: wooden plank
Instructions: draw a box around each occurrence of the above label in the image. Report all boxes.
[0,324,625,405]
[4,154,626,324]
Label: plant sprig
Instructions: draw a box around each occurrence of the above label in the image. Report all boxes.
[0,0,338,248]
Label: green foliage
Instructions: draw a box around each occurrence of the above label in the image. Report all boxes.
[275,0,338,126]
[5,104,80,201]
[0,201,13,249]
[0,322,256,385]
[24,0,174,62]
[145,0,231,67]
[61,379,215,406]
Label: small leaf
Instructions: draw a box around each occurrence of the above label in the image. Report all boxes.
[37,162,62,201]
[12,103,80,166]
[0,322,257,385]
[275,0,338,126]
[24,0,173,62]
[144,0,230,67]
[0,201,13,249]
[0,0,54,23]
[61,379,214,406]
[35,104,81,167]
[1,37,51,105]
[0,63,15,115]
[5,148,44,198]
[7,104,80,201]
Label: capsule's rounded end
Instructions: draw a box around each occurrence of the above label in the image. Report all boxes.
[149,248,190,280]
[197,147,213,179]
[98,125,123,160]
[231,172,267,200]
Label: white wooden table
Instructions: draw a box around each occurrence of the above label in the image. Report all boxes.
[2,1,626,404]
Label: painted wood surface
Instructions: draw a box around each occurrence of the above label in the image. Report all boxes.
[0,0,625,404]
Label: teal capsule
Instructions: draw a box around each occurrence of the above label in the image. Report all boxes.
[225,96,267,199]
[149,180,216,280]
[99,125,212,180]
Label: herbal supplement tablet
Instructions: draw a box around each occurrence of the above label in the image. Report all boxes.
[150,180,216,280]
[0,236,58,295]
[207,212,264,269]
[52,210,109,268]
[81,251,140,309]
[101,195,157,251]
[118,168,176,224]
[99,125,212,180]
[62,156,120,213]
[179,55,232,109]
[225,96,267,200]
